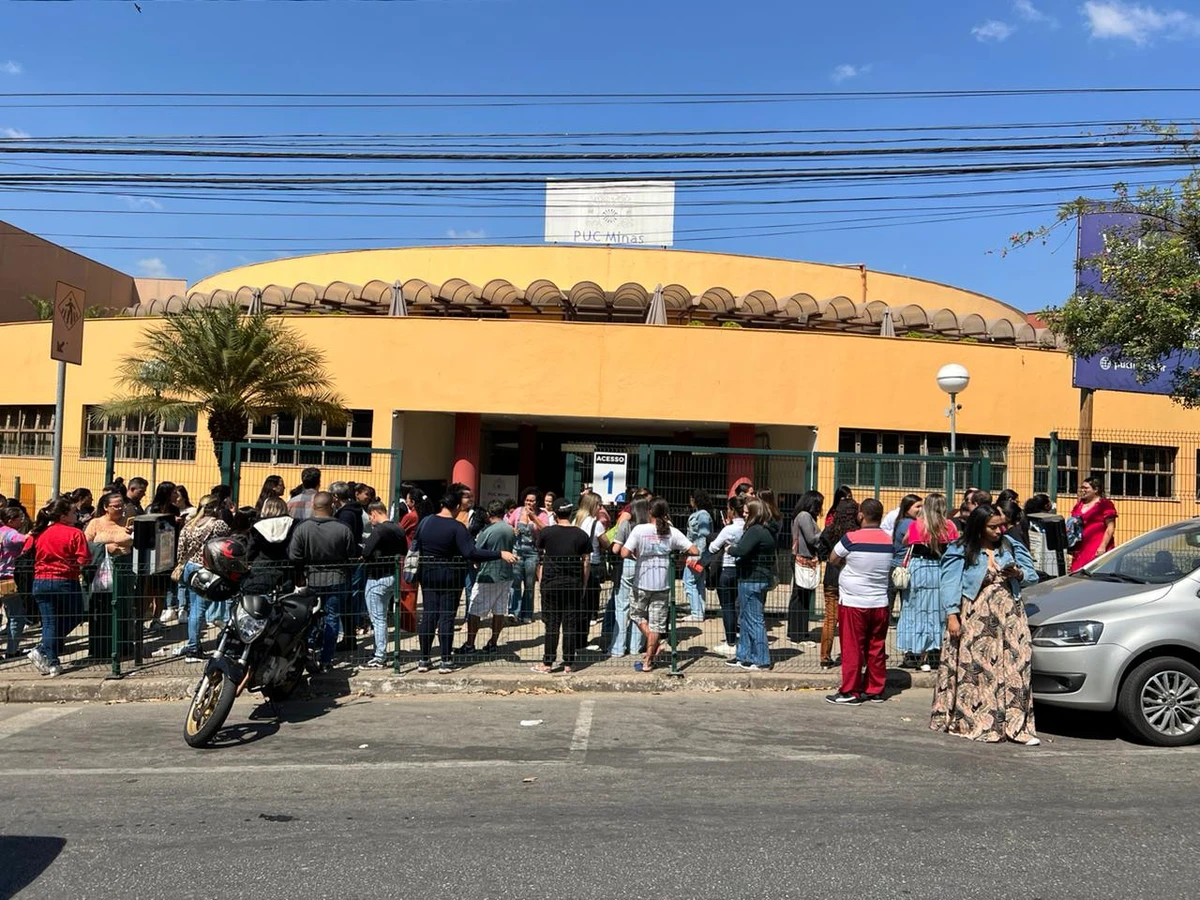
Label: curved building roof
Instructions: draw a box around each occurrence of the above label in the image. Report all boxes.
[131,245,1058,346]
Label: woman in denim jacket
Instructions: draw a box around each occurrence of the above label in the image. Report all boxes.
[931,504,1041,746]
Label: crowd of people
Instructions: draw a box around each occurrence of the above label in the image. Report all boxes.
[0,464,1120,748]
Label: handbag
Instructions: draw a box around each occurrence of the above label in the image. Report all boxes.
[0,578,15,598]
[403,518,426,585]
[93,552,114,593]
[793,556,819,591]
[891,546,914,590]
[170,561,186,583]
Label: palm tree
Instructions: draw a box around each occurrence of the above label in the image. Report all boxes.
[98,304,351,460]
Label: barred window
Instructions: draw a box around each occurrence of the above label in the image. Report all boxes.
[243,410,374,467]
[836,429,1008,493]
[0,405,55,456]
[83,407,198,461]
[1034,439,1175,499]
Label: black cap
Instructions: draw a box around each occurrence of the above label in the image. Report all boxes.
[553,498,574,518]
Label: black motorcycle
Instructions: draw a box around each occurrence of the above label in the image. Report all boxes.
[183,537,320,748]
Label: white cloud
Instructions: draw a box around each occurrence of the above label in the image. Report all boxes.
[831,63,872,83]
[972,19,1016,40]
[445,228,487,239]
[1,127,29,139]
[121,196,163,211]
[0,61,21,76]
[1014,0,1058,25]
[1081,1,1200,44]
[137,257,170,278]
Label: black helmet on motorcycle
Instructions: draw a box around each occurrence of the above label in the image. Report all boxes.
[202,535,249,581]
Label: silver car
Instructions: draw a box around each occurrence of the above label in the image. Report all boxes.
[1025,518,1200,746]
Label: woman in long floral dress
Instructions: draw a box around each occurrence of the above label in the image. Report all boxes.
[931,504,1041,746]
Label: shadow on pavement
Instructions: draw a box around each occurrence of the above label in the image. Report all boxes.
[0,836,67,897]
[1034,703,1127,743]
[206,720,281,748]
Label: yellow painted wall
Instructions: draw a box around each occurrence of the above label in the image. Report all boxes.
[189,245,1026,321]
[1,315,1197,536]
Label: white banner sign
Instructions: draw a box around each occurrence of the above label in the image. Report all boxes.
[479,473,517,507]
[545,180,675,247]
[592,452,628,504]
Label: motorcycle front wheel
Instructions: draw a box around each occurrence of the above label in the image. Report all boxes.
[183,669,237,748]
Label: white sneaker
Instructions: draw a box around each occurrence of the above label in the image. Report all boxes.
[1024,737,1041,747]
[160,609,180,626]
[713,641,737,657]
[27,647,50,675]
[920,663,932,672]
[46,664,62,677]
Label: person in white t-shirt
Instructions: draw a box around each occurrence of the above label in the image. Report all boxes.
[825,498,893,705]
[619,498,698,674]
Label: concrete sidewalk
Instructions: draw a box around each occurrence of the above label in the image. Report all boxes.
[0,664,936,703]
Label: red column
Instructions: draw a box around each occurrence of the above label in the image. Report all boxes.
[726,423,755,496]
[451,412,482,492]
[518,424,537,490]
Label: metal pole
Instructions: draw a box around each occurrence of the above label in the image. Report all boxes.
[50,360,66,498]
[150,394,160,489]
[948,391,958,502]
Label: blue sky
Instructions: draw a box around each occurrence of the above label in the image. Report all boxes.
[1,0,1198,311]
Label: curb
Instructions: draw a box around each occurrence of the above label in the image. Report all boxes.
[0,670,937,703]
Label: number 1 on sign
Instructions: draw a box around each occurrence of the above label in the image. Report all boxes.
[602,471,614,494]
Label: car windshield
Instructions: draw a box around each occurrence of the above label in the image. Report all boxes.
[1085,520,1200,585]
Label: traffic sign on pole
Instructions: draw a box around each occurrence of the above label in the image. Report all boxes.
[51,281,85,366]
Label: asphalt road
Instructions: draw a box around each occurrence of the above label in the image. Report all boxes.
[2,688,1197,900]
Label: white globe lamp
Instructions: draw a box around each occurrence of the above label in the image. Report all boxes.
[936,363,971,396]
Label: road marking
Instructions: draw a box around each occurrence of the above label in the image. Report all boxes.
[0,706,78,741]
[3,759,570,778]
[570,699,595,755]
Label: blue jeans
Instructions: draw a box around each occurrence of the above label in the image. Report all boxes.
[508,554,538,621]
[683,564,706,618]
[364,574,394,662]
[33,578,85,668]
[717,568,739,645]
[735,580,770,667]
[312,584,348,666]
[181,562,208,652]
[4,591,28,656]
[608,566,645,657]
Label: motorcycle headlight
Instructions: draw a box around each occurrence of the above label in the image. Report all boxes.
[1032,620,1104,647]
[233,606,267,642]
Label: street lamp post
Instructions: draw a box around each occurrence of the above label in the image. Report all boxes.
[936,363,971,500]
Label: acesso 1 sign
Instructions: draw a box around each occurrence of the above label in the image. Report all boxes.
[592,452,628,504]
[545,180,675,247]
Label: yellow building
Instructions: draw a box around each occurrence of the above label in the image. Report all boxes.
[1,242,1196,538]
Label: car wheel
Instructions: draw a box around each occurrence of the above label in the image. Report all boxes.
[1116,656,1200,747]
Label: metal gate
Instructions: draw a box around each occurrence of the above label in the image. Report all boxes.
[564,442,1004,519]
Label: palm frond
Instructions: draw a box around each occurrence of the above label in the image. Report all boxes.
[103,305,351,432]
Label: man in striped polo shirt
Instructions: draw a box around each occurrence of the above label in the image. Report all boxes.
[825,498,893,705]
